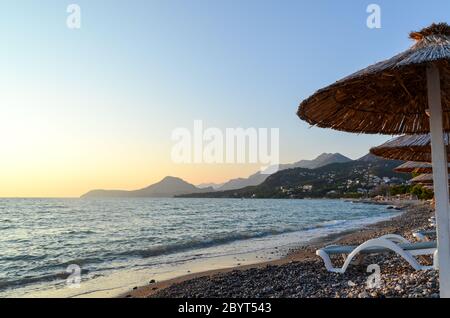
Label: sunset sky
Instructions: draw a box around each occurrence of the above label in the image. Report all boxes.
[1,0,449,197]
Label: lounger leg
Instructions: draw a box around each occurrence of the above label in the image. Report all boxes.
[316,249,343,273]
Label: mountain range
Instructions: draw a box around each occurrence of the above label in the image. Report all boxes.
[81,176,214,198]
[80,153,358,198]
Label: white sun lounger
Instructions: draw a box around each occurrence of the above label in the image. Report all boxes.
[316,234,437,273]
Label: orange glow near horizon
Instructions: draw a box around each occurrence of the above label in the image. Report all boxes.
[0,133,266,197]
[0,163,264,198]
[0,73,279,197]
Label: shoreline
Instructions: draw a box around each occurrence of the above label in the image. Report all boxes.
[123,200,431,298]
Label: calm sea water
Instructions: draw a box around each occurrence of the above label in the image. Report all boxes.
[0,198,399,297]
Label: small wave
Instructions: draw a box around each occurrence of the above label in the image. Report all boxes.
[61,229,96,236]
[58,257,104,268]
[2,254,48,262]
[316,219,347,228]
[0,268,90,291]
[0,225,15,231]
[36,205,67,209]
[104,220,361,260]
[109,229,302,259]
[301,219,347,231]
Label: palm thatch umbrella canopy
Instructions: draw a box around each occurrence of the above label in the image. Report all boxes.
[298,23,450,134]
[370,134,450,162]
[411,174,450,184]
[393,161,450,174]
[411,174,435,184]
[297,23,450,297]
[394,161,433,174]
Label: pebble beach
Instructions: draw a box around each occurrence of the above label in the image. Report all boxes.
[125,201,439,298]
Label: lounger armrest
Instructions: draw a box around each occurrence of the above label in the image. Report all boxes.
[378,234,411,244]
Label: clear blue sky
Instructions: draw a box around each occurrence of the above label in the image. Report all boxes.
[1,1,449,196]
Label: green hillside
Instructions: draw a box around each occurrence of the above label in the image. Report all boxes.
[180,155,408,199]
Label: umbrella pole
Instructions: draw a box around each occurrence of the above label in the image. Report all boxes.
[428,63,450,298]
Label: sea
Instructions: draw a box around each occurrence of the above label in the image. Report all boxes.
[0,198,400,297]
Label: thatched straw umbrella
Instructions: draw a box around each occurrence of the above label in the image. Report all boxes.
[411,174,435,184]
[297,23,450,297]
[393,161,450,174]
[370,134,450,162]
[394,161,434,174]
[411,174,450,184]
[298,24,450,134]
